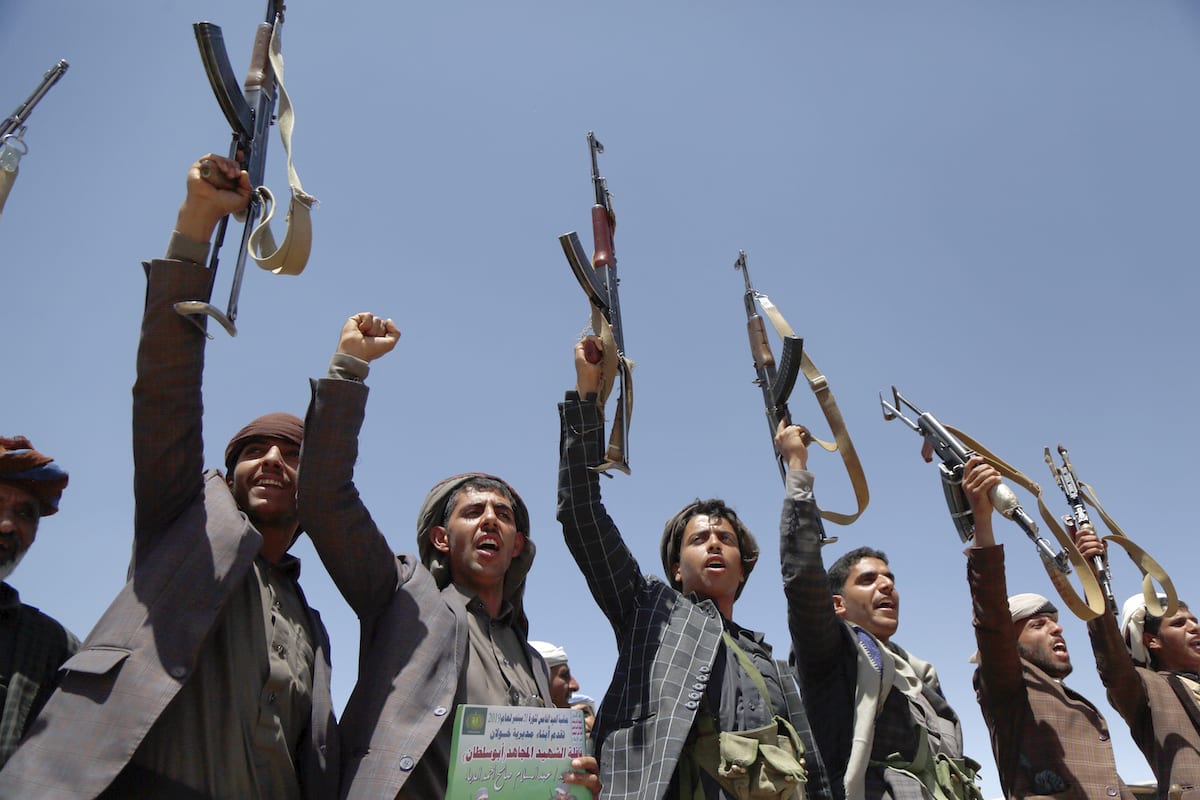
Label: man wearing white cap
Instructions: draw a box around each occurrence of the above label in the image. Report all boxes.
[962,457,1133,799]
[1075,524,1200,798]
[531,641,580,709]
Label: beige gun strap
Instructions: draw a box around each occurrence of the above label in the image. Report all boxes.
[755,293,869,525]
[589,305,633,475]
[0,165,15,219]
[948,427,1107,621]
[1076,479,1178,618]
[248,17,316,277]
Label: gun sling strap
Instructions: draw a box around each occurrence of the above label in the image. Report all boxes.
[754,292,868,525]
[589,303,633,475]
[247,15,315,277]
[948,426,1174,622]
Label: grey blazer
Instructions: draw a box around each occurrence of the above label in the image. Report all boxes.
[299,376,552,800]
[556,394,832,800]
[0,261,338,800]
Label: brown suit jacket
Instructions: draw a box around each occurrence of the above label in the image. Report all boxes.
[298,375,551,799]
[0,260,338,800]
[1090,611,1200,798]
[969,544,1132,799]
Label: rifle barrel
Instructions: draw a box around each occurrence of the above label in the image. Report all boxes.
[1,60,69,139]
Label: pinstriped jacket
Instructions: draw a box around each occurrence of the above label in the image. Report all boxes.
[1089,610,1200,798]
[969,544,1132,800]
[0,260,338,800]
[557,394,833,800]
[298,375,552,800]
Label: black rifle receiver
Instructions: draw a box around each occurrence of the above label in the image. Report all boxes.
[176,1,282,336]
[1045,445,1118,615]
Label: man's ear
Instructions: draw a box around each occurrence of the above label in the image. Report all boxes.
[671,561,681,585]
[512,531,526,558]
[832,593,847,617]
[1144,631,1162,653]
[429,525,451,554]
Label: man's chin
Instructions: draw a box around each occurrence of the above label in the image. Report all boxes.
[0,550,25,582]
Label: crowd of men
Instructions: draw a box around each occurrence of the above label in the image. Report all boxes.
[0,153,1196,799]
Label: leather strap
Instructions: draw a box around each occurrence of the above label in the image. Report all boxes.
[589,305,633,475]
[1071,476,1177,619]
[754,292,869,525]
[247,17,316,277]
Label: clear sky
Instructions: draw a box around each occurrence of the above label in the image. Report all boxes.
[3,2,1199,797]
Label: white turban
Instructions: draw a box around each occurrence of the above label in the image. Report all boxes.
[530,640,569,668]
[1120,592,1169,667]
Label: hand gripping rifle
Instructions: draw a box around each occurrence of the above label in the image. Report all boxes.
[882,387,1109,620]
[736,252,869,536]
[176,0,316,337]
[1044,444,1177,621]
[559,132,633,474]
[0,60,69,219]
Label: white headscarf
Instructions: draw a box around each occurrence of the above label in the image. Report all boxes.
[1120,592,1168,667]
[530,640,569,668]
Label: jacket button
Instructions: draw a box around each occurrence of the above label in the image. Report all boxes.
[1099,732,1109,742]
[699,665,711,674]
[688,692,701,700]
[693,683,705,691]
[685,701,699,710]
[1106,787,1118,797]
[170,666,187,679]
[399,755,415,771]
[434,706,448,716]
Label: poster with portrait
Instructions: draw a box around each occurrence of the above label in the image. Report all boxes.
[446,705,589,799]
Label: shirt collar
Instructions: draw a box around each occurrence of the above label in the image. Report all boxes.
[450,581,514,622]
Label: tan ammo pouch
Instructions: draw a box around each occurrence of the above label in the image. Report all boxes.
[693,713,807,800]
[873,745,984,800]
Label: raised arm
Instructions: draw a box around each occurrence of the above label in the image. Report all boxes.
[1075,527,1149,726]
[777,421,845,677]
[556,336,647,634]
[132,155,251,556]
[298,312,404,620]
[963,456,1027,698]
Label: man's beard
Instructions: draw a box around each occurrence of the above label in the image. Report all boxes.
[0,548,26,582]
[1017,640,1073,679]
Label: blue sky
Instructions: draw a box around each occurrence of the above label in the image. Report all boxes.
[3,2,1199,796]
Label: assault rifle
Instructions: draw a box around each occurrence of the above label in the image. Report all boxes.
[1045,444,1117,615]
[735,251,803,481]
[735,251,869,533]
[881,387,1071,573]
[177,0,313,337]
[0,60,69,218]
[559,132,632,474]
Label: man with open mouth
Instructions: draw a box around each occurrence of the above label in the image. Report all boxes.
[787,433,981,800]
[1080,525,1200,798]
[556,335,832,800]
[298,314,601,800]
[961,456,1134,800]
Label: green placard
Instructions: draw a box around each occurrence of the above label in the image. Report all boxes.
[447,705,590,799]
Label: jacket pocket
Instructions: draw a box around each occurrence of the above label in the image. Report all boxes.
[60,646,131,677]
